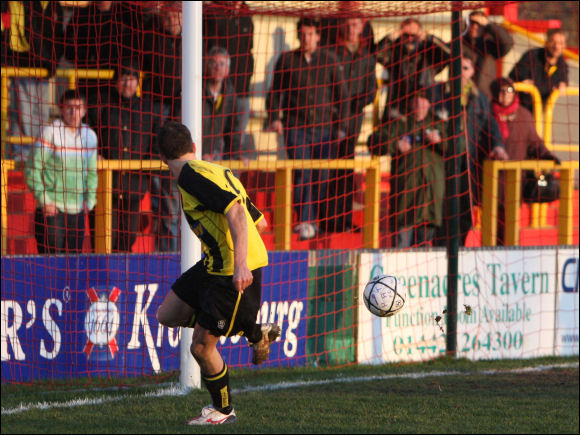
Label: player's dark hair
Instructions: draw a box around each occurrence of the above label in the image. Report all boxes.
[59,89,85,107]
[157,121,193,160]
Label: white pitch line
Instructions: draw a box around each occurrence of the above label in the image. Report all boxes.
[2,362,577,416]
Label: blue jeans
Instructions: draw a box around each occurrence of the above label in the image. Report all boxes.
[284,127,333,224]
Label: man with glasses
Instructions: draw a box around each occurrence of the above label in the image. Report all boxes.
[202,46,241,161]
[376,18,451,121]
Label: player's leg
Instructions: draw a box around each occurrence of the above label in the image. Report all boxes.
[237,268,281,365]
[156,289,196,328]
[187,325,236,425]
[157,262,204,328]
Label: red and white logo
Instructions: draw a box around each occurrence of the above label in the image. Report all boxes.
[84,287,121,358]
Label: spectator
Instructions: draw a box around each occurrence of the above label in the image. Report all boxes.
[490,76,560,243]
[376,18,450,121]
[435,55,508,246]
[88,62,163,252]
[143,2,182,120]
[202,47,241,161]
[320,1,376,53]
[509,28,569,114]
[266,18,349,240]
[490,77,559,162]
[323,17,377,233]
[64,2,150,104]
[203,1,255,158]
[25,90,97,254]
[2,1,64,160]
[368,91,447,247]
[142,4,183,252]
[462,10,514,98]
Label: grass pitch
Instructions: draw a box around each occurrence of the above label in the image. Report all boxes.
[2,356,578,434]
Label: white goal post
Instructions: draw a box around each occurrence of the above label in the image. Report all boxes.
[179,0,203,390]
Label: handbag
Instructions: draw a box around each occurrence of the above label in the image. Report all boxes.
[522,171,560,203]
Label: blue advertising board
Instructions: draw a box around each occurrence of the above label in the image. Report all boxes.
[1,252,309,382]
[217,251,309,368]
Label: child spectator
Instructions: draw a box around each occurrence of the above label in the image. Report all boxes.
[25,90,97,253]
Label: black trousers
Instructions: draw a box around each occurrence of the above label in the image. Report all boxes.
[320,112,364,232]
[34,209,86,254]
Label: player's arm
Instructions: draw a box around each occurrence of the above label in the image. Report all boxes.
[226,201,254,293]
[255,216,268,234]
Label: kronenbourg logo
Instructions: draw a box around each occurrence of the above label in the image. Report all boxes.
[84,287,121,358]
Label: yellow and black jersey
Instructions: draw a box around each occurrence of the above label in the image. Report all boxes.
[177,160,268,275]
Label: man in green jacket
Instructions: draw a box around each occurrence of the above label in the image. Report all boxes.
[25,90,98,253]
[369,90,447,248]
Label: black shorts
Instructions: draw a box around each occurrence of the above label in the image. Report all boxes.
[172,260,262,341]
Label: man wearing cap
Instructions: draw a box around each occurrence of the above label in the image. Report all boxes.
[88,61,163,252]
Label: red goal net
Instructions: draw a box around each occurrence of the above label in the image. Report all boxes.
[1,1,578,384]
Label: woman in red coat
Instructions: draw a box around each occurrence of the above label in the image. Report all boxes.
[489,77,560,244]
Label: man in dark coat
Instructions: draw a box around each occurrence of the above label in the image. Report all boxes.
[462,10,514,98]
[202,47,241,160]
[64,2,150,104]
[436,55,508,246]
[88,63,162,252]
[143,2,182,120]
[509,28,569,114]
[323,17,377,233]
[267,18,349,240]
[203,1,254,158]
[377,18,450,121]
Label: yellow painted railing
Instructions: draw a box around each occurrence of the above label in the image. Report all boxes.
[513,82,544,137]
[1,159,382,255]
[544,87,579,152]
[481,159,579,246]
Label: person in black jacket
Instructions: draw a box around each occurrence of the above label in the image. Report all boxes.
[88,62,163,252]
[64,2,150,105]
[203,1,254,158]
[202,47,241,161]
[431,55,508,247]
[509,28,569,114]
[267,18,349,240]
[323,17,377,233]
[461,10,514,98]
[377,18,450,122]
[143,2,182,120]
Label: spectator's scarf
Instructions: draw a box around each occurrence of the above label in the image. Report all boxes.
[492,94,520,141]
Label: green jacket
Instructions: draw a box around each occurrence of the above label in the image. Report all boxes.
[386,113,448,228]
[25,120,98,214]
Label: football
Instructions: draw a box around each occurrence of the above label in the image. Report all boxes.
[363,274,406,317]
